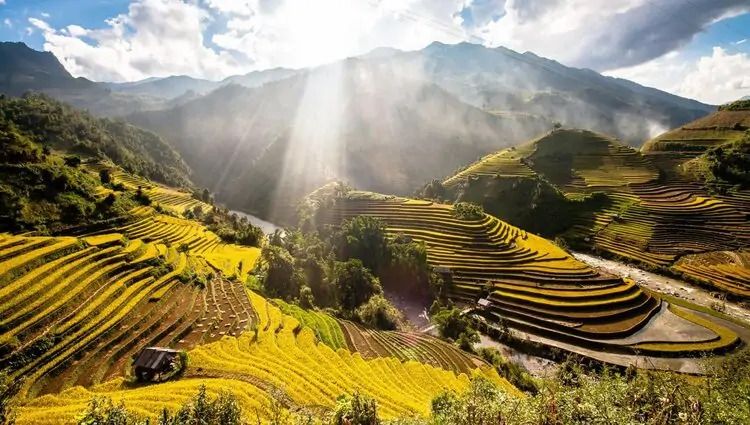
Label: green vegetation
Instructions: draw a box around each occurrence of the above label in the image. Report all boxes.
[451,202,484,220]
[0,140,135,231]
[432,307,479,351]
[718,99,750,111]
[454,175,608,236]
[185,205,264,247]
[254,216,437,330]
[0,93,190,187]
[702,132,750,189]
[77,385,243,425]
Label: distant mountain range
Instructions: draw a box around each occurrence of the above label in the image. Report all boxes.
[104,67,297,100]
[0,41,718,222]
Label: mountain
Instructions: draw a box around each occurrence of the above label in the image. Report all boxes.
[221,67,298,91]
[105,68,297,100]
[438,127,750,298]
[105,75,219,99]
[0,41,95,95]
[0,41,177,116]
[373,42,713,145]
[129,59,549,222]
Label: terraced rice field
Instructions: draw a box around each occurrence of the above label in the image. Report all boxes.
[15,290,515,424]
[316,194,742,358]
[338,320,482,374]
[642,109,750,158]
[273,299,482,375]
[110,213,260,280]
[85,161,210,214]
[443,129,750,298]
[0,232,257,399]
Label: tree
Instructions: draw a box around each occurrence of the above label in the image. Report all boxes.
[201,188,211,203]
[64,155,81,167]
[355,295,402,330]
[332,259,382,311]
[433,307,479,349]
[259,245,301,300]
[335,216,389,272]
[452,202,484,220]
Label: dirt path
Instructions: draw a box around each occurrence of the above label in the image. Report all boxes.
[573,252,750,324]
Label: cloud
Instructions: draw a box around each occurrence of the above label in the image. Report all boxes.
[679,47,750,104]
[476,0,750,70]
[606,46,750,104]
[29,0,251,82]
[30,0,750,84]
[3,18,11,28]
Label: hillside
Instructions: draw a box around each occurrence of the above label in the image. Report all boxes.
[643,100,750,184]
[643,99,750,156]
[312,189,744,367]
[1,94,191,186]
[129,60,548,223]
[0,160,516,423]
[373,42,713,144]
[0,94,194,232]
[439,129,750,298]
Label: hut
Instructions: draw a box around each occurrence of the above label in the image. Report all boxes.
[133,347,180,382]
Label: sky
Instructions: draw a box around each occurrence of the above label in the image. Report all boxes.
[0,0,749,104]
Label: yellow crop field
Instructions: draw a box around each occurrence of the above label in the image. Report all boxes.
[13,290,517,423]
[315,191,742,358]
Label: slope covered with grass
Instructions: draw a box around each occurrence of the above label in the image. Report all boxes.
[439,128,750,298]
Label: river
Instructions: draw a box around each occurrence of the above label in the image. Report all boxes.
[229,209,282,234]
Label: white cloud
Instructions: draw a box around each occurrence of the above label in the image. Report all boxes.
[735,38,747,45]
[3,18,11,28]
[30,0,750,89]
[30,0,251,82]
[0,0,6,5]
[41,12,51,18]
[680,47,750,104]
[29,17,53,33]
[606,47,750,104]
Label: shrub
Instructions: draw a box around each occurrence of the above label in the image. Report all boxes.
[356,295,402,330]
[452,202,484,220]
[432,307,477,342]
[332,392,380,425]
[332,259,382,312]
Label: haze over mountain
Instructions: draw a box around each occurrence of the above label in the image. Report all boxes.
[105,68,298,100]
[0,41,717,222]
[129,59,543,222]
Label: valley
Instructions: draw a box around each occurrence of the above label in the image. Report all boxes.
[2,30,750,424]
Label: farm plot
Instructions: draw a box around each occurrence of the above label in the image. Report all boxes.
[112,213,259,280]
[315,193,742,359]
[16,290,516,424]
[441,129,750,299]
[338,320,482,374]
[0,233,257,399]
